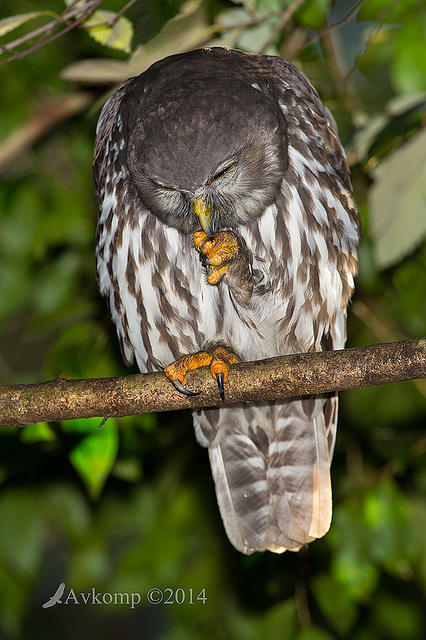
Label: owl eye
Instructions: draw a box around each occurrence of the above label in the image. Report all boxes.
[150,178,175,192]
[208,162,237,185]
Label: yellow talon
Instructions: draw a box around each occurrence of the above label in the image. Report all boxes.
[165,347,238,400]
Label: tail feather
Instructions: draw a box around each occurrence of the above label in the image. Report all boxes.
[193,396,336,555]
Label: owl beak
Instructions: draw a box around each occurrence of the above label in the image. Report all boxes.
[193,197,212,234]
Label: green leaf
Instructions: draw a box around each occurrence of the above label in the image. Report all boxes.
[68,541,109,588]
[392,17,426,94]
[312,573,357,635]
[20,423,55,443]
[128,0,214,74]
[328,503,380,600]
[1,188,40,257]
[358,0,420,24]
[256,600,297,640]
[296,0,331,29]
[214,7,252,29]
[0,564,24,636]
[84,10,133,54]
[61,0,212,84]
[372,595,422,639]
[236,19,279,54]
[45,321,117,379]
[387,92,426,116]
[369,128,426,268]
[332,551,379,601]
[0,491,45,577]
[296,627,334,640]
[130,0,185,43]
[135,412,157,431]
[349,114,389,162]
[69,420,119,499]
[112,457,142,482]
[230,599,297,640]
[0,260,31,323]
[0,12,52,38]
[255,0,286,12]
[232,0,255,12]
[62,416,105,434]
[42,484,91,543]
[363,479,420,573]
[33,252,80,315]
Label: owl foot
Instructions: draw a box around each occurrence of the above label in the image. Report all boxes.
[193,231,239,285]
[164,347,238,400]
[210,347,239,400]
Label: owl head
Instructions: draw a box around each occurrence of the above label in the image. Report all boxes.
[125,68,287,235]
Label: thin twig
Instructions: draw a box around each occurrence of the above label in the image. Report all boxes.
[320,24,355,110]
[258,0,305,55]
[351,301,426,398]
[0,92,95,172]
[80,0,139,30]
[0,0,104,66]
[0,1,96,53]
[303,0,364,49]
[341,0,407,84]
[105,0,138,26]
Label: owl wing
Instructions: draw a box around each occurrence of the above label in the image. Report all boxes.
[94,80,137,366]
[94,79,172,372]
[94,80,132,192]
[94,77,204,374]
[264,55,354,192]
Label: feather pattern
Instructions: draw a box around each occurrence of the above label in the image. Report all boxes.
[94,48,359,554]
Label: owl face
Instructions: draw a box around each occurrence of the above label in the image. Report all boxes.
[126,80,287,234]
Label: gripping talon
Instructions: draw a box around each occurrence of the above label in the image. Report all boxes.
[170,379,201,397]
[165,347,237,400]
[216,371,225,401]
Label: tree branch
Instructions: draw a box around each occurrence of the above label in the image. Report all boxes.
[0,2,88,54]
[0,339,424,427]
[0,0,104,67]
[303,0,363,49]
[258,0,305,55]
[80,0,138,29]
[0,92,94,172]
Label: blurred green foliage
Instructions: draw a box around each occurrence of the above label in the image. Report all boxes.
[0,0,425,638]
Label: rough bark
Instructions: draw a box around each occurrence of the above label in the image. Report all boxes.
[0,338,424,426]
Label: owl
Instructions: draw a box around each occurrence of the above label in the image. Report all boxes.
[94,47,359,554]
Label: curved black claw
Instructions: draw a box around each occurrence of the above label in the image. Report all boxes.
[170,379,201,397]
[216,371,225,401]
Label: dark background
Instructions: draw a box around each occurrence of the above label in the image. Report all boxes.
[0,0,425,638]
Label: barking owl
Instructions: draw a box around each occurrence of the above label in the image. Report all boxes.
[94,47,359,554]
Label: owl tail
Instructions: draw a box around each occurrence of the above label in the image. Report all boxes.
[193,396,337,554]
